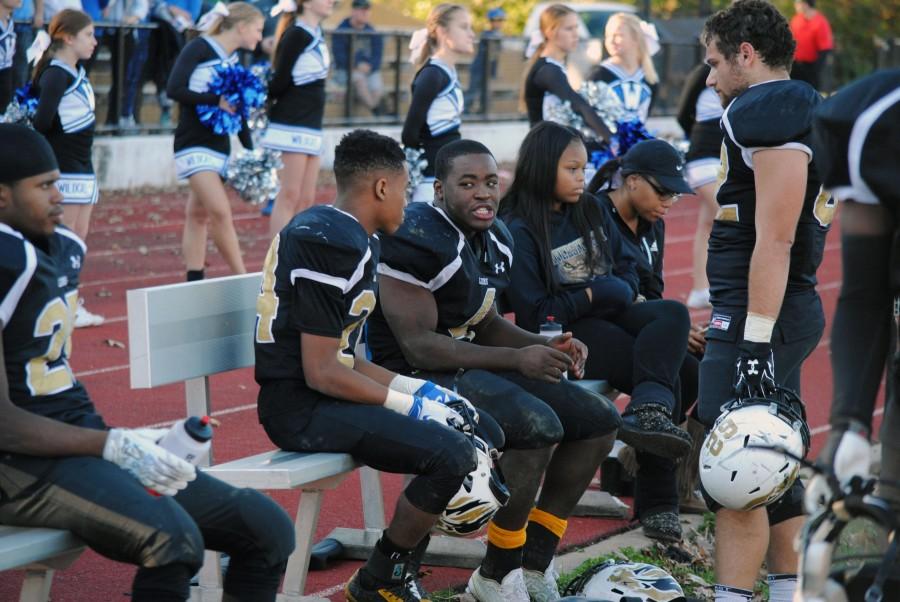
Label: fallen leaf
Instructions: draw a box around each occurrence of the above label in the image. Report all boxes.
[104,339,126,349]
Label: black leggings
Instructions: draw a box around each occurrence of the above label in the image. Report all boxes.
[0,454,295,601]
[259,381,481,515]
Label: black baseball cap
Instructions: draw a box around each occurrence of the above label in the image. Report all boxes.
[620,139,693,195]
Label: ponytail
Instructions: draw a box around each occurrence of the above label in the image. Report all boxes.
[413,4,466,70]
[518,4,575,114]
[587,157,623,195]
[31,9,93,84]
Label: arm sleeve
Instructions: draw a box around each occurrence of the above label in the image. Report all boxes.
[0,68,13,110]
[166,42,220,105]
[534,63,611,140]
[653,221,665,296]
[268,27,309,97]
[676,65,709,135]
[401,66,444,148]
[505,222,593,333]
[0,240,35,329]
[238,119,253,149]
[331,29,349,70]
[32,68,68,133]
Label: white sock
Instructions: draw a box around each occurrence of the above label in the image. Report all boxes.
[767,573,798,602]
[715,584,753,602]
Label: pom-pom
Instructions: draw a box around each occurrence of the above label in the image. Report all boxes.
[197,63,267,135]
[404,146,428,199]
[225,148,283,205]
[2,83,38,126]
[611,119,653,157]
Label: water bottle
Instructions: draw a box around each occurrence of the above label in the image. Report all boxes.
[539,315,563,339]
[158,416,213,465]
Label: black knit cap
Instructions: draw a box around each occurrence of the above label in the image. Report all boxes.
[621,139,693,195]
[0,124,59,184]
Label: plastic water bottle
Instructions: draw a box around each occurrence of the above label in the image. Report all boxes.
[158,416,213,465]
[539,315,563,339]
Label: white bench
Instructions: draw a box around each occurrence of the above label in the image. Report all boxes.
[0,526,85,602]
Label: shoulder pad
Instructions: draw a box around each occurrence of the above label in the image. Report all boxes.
[725,80,821,148]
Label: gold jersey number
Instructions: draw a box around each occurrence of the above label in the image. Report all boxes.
[26,290,78,396]
[256,235,280,344]
[337,290,377,367]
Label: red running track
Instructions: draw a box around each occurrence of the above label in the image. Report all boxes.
[0,185,883,601]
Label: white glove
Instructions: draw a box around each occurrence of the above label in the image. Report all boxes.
[130,427,171,444]
[383,388,466,431]
[103,428,197,496]
[831,429,871,485]
[389,375,479,423]
[804,474,831,514]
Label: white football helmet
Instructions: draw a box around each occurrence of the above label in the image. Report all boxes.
[564,560,685,601]
[699,387,810,511]
[436,433,510,536]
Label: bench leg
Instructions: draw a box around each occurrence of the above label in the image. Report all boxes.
[277,489,329,602]
[19,568,54,602]
[194,550,224,601]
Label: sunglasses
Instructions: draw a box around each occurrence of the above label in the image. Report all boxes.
[641,175,681,201]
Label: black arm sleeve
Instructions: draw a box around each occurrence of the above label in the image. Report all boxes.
[268,27,309,98]
[534,63,611,140]
[166,42,220,106]
[676,64,710,135]
[0,68,13,111]
[33,68,68,133]
[238,119,253,149]
[401,65,445,148]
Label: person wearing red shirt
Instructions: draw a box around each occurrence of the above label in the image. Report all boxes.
[790,0,832,90]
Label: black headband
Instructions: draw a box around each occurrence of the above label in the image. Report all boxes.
[0,124,59,184]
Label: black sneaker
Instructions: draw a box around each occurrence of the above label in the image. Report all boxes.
[617,403,692,458]
[345,568,429,601]
[640,510,683,543]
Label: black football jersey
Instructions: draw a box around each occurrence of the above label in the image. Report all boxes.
[0,224,98,425]
[707,79,832,309]
[367,203,513,373]
[254,205,379,391]
[812,69,900,213]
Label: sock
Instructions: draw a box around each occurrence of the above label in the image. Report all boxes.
[186,269,205,282]
[522,508,567,572]
[714,584,753,601]
[481,522,526,581]
[767,574,797,602]
[359,532,413,588]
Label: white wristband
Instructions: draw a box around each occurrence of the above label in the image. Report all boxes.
[383,388,414,415]
[388,374,427,395]
[743,312,776,343]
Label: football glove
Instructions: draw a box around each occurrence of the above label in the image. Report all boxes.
[103,428,197,496]
[733,340,777,398]
[383,388,466,431]
[389,375,479,424]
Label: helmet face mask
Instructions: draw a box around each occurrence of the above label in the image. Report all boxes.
[700,386,810,511]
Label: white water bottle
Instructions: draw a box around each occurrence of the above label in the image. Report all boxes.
[539,315,563,339]
[158,416,213,465]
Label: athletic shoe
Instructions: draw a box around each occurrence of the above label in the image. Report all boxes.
[686,288,711,309]
[523,562,560,602]
[344,568,426,601]
[640,510,683,543]
[467,567,529,602]
[618,403,692,458]
[74,300,105,328]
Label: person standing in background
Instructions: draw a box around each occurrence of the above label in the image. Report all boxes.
[463,6,504,114]
[789,0,832,91]
[331,0,383,116]
[0,0,19,109]
[10,0,42,90]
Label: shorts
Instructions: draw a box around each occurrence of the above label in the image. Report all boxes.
[333,68,384,94]
[57,173,99,205]
[260,123,323,155]
[685,157,720,190]
[174,147,228,180]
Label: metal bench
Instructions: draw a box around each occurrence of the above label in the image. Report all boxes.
[0,526,85,602]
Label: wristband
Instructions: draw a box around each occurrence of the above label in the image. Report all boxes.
[383,388,414,414]
[743,312,776,343]
[389,374,427,395]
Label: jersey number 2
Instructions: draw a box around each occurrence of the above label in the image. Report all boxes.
[26,291,78,396]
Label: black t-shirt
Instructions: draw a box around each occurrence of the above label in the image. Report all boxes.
[166,36,252,154]
[254,205,379,414]
[367,203,513,373]
[812,68,900,213]
[0,224,102,427]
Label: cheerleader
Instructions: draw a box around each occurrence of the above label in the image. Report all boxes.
[676,63,723,309]
[401,3,474,203]
[0,0,14,109]
[262,0,334,236]
[589,12,659,124]
[167,1,263,281]
[30,9,104,327]
[522,4,611,139]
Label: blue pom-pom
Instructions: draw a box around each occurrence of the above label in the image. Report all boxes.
[196,63,267,135]
[613,119,654,156]
[14,83,39,117]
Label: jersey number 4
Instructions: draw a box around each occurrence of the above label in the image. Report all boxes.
[26,291,78,396]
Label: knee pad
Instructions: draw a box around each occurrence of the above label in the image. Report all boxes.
[231,488,296,567]
[139,505,205,571]
[767,479,806,525]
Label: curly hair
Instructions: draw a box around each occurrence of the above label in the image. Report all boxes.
[702,0,796,71]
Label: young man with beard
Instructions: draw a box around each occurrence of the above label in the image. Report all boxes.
[697,2,832,601]
[367,139,622,602]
